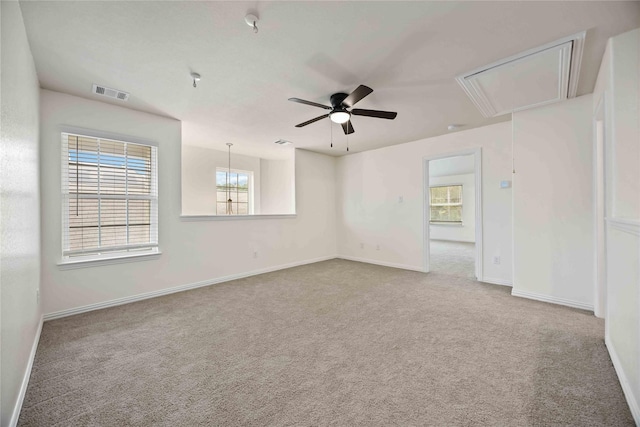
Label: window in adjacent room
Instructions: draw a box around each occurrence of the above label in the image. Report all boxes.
[61,132,158,261]
[216,169,252,215]
[430,184,463,223]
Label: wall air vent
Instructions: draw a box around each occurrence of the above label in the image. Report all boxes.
[274,139,293,145]
[92,84,130,101]
[456,31,585,117]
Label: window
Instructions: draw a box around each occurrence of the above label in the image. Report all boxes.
[61,133,158,260]
[216,169,252,215]
[430,185,462,223]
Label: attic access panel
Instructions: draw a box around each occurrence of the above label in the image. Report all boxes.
[456,32,585,117]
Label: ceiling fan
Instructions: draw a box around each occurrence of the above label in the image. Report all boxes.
[288,85,397,135]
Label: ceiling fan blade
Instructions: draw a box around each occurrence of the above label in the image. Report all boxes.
[351,108,398,120]
[288,98,331,110]
[295,114,329,128]
[342,85,373,108]
[341,120,355,135]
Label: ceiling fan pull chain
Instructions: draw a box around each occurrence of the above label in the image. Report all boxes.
[330,120,333,148]
[347,131,349,152]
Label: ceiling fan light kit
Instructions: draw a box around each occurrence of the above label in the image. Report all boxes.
[330,110,350,124]
[288,85,398,148]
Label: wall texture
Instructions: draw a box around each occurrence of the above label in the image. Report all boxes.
[39,90,337,316]
[336,122,513,285]
[260,157,295,215]
[0,2,42,425]
[512,94,594,309]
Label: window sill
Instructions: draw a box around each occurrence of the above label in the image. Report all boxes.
[180,214,297,221]
[430,222,464,227]
[57,250,161,270]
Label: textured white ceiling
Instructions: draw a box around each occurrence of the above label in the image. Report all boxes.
[19,1,640,159]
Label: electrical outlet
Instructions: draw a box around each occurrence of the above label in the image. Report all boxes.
[253,251,258,258]
[360,243,364,249]
[36,288,40,303]
[493,256,501,265]
[376,245,380,251]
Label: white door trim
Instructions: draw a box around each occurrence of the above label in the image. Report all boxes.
[593,94,607,319]
[423,148,483,281]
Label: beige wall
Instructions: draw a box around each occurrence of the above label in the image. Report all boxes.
[512,94,594,309]
[336,122,513,285]
[260,157,295,215]
[182,145,296,216]
[593,28,640,423]
[0,2,42,425]
[182,145,262,215]
[39,90,337,316]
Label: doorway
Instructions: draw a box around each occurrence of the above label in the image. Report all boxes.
[424,149,482,280]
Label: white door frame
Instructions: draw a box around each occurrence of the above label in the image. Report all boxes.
[593,95,608,319]
[423,147,483,281]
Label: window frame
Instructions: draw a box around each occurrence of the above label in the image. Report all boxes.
[215,167,254,215]
[59,130,159,266]
[429,184,463,224]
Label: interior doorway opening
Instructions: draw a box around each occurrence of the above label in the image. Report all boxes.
[424,149,482,281]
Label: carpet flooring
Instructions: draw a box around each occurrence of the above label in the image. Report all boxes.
[19,259,633,426]
[429,240,476,279]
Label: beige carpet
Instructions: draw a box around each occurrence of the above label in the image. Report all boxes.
[19,260,633,426]
[430,239,476,279]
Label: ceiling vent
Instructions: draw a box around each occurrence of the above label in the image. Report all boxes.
[274,139,293,145]
[92,84,130,101]
[456,31,585,117]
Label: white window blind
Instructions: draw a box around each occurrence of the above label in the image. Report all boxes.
[61,133,158,258]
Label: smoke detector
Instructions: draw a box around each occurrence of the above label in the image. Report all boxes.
[92,84,129,101]
[244,13,259,33]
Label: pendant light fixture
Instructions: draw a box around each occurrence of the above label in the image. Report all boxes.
[226,143,234,215]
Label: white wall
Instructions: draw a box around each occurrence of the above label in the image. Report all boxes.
[40,89,337,316]
[512,94,594,308]
[336,122,513,285]
[0,2,42,425]
[429,173,476,243]
[182,145,261,215]
[260,157,295,215]
[593,28,640,423]
[429,155,475,177]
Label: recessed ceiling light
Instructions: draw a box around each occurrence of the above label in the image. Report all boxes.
[447,124,463,131]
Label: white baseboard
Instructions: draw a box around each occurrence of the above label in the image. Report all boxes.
[10,315,43,427]
[511,288,594,311]
[43,255,337,321]
[481,277,513,287]
[606,336,640,425]
[337,255,425,272]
